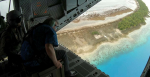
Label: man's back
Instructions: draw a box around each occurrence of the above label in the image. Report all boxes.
[21,24,55,66]
[1,26,22,55]
[21,18,78,77]
[32,24,56,51]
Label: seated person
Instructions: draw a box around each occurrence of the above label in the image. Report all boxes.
[21,18,77,77]
[0,10,23,66]
[0,14,6,61]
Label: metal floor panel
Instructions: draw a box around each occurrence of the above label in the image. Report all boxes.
[98,73,108,77]
[88,75,95,77]
[58,44,109,77]
[73,73,84,77]
[80,62,95,72]
[0,44,109,77]
[74,65,89,77]
[69,62,76,67]
[68,56,72,61]
[67,52,78,59]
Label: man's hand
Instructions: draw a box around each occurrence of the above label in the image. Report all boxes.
[54,60,62,69]
[45,44,62,69]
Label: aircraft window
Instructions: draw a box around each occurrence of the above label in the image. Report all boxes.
[0,0,14,20]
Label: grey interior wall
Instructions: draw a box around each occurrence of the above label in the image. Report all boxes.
[16,0,101,31]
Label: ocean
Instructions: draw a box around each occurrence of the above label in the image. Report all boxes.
[1,0,150,77]
[96,0,150,77]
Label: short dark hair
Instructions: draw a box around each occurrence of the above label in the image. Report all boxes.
[43,17,55,27]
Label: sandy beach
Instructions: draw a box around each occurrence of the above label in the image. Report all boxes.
[79,16,150,66]
[56,0,145,65]
[58,0,138,32]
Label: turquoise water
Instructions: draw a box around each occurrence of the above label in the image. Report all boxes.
[96,14,150,77]
[97,36,150,77]
[95,1,150,76]
[0,0,149,77]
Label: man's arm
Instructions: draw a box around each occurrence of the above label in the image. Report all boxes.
[45,43,62,69]
[1,32,12,55]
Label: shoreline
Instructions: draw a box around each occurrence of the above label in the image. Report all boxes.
[58,0,139,33]
[72,7,133,23]
[57,9,139,55]
[81,17,150,66]
[57,0,145,64]
[58,11,133,33]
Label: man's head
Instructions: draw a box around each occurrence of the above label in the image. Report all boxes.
[43,17,59,31]
[6,10,22,28]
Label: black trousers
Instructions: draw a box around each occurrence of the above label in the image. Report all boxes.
[39,50,70,72]
[8,53,22,66]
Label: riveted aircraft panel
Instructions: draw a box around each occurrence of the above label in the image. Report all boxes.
[13,0,102,31]
[78,0,86,6]
[47,0,60,7]
[31,0,48,18]
[48,4,64,19]
[18,0,33,21]
[66,0,77,11]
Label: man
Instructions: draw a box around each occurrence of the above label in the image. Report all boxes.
[21,18,77,77]
[0,10,23,65]
[0,13,6,61]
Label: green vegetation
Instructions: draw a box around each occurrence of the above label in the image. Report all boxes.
[91,31,99,35]
[118,0,149,30]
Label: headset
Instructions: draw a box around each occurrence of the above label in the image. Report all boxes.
[7,10,22,27]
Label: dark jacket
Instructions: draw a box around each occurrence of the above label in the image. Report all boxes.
[0,25,23,56]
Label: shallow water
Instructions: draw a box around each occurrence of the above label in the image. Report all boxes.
[1,0,150,77]
[95,0,150,77]
[95,17,150,77]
